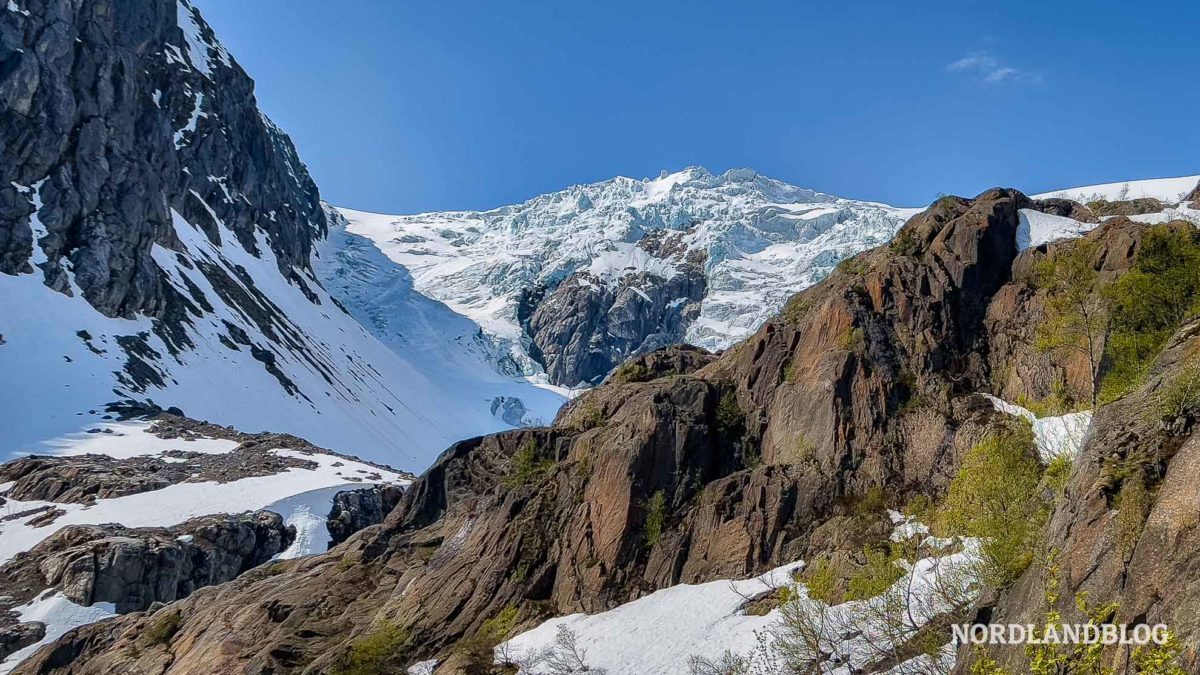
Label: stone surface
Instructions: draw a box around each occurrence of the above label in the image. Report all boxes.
[325,484,404,549]
[0,511,294,614]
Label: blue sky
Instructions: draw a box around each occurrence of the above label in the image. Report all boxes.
[197,0,1200,214]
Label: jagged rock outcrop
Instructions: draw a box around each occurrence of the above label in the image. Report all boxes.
[0,0,325,317]
[524,234,707,386]
[0,511,294,614]
[325,484,404,548]
[12,188,1089,675]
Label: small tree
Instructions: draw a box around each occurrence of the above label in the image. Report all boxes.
[1034,239,1109,406]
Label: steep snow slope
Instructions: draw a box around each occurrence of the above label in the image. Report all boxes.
[339,167,919,384]
[0,201,562,470]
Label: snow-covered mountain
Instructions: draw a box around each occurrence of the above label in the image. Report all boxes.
[0,0,561,471]
[339,167,920,386]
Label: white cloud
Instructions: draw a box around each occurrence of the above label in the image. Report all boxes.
[945,51,1042,86]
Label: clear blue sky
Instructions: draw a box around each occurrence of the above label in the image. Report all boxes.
[197,0,1199,214]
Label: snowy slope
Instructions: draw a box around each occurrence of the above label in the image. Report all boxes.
[1033,174,1200,202]
[983,395,1092,461]
[0,202,563,470]
[339,167,919,378]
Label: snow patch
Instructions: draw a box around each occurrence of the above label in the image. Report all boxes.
[983,394,1092,461]
[0,592,117,675]
[1016,209,1096,250]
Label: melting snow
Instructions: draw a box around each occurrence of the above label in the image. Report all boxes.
[0,592,117,674]
[1016,209,1096,250]
[983,394,1092,461]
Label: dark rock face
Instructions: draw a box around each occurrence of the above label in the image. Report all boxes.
[527,269,706,386]
[326,484,404,548]
[0,620,44,662]
[0,511,294,614]
[0,0,325,317]
[523,232,707,386]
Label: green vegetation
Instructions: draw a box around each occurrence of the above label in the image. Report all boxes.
[1154,357,1200,424]
[1033,238,1108,406]
[571,399,606,431]
[971,553,1186,674]
[644,489,667,547]
[457,604,519,670]
[844,545,906,602]
[1043,454,1073,498]
[836,326,865,353]
[889,229,921,257]
[504,438,554,488]
[780,295,814,325]
[335,621,410,675]
[1100,225,1200,403]
[936,423,1045,586]
[715,390,744,437]
[836,256,867,277]
[143,611,183,646]
[611,361,654,384]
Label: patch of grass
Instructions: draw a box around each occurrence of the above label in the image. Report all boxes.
[644,490,667,547]
[889,229,921,257]
[503,439,554,488]
[836,326,865,353]
[780,295,814,325]
[143,611,183,646]
[570,399,606,431]
[836,256,867,277]
[610,362,654,384]
[1114,474,1151,557]
[1155,358,1200,425]
[457,604,519,670]
[335,621,410,675]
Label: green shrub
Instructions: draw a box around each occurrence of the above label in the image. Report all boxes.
[1042,454,1073,498]
[715,390,744,437]
[889,229,921,257]
[611,362,654,383]
[456,605,519,670]
[143,611,183,646]
[1100,225,1200,402]
[644,490,667,547]
[1155,358,1200,424]
[937,423,1045,587]
[504,439,554,488]
[799,556,839,604]
[836,256,867,277]
[844,545,905,601]
[336,621,410,675]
